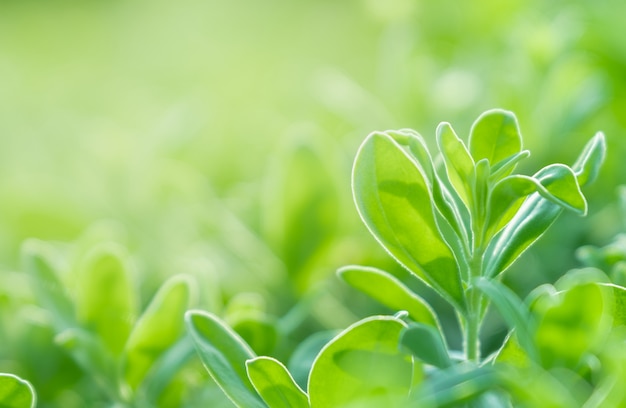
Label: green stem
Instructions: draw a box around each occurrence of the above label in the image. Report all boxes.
[464,248,484,362]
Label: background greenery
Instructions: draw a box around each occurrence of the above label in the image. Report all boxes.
[0,0,624,406]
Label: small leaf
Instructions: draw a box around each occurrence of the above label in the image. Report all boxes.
[75,243,137,355]
[474,278,537,361]
[124,275,194,390]
[246,357,309,408]
[436,122,474,206]
[533,164,587,215]
[0,373,36,408]
[352,131,464,308]
[338,265,440,329]
[412,364,499,407]
[489,150,531,183]
[572,131,606,186]
[21,239,74,329]
[185,310,266,408]
[308,316,413,408]
[486,175,537,238]
[469,109,522,167]
[400,323,451,368]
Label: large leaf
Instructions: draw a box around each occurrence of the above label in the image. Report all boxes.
[338,265,440,330]
[123,275,194,390]
[352,131,464,308]
[468,109,522,168]
[21,240,74,329]
[400,323,451,368]
[246,357,309,408]
[185,310,266,408]
[287,330,338,391]
[308,316,413,408]
[0,374,36,408]
[75,243,137,355]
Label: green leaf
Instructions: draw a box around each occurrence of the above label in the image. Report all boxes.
[489,150,531,183]
[436,122,474,206]
[486,175,537,238]
[231,316,278,357]
[21,239,74,329]
[55,328,118,399]
[412,364,499,407]
[572,131,606,186]
[246,357,309,408]
[352,131,464,308]
[468,109,522,167]
[400,323,451,368]
[288,330,338,391]
[123,275,194,390]
[0,374,36,408]
[532,281,612,369]
[533,164,587,215]
[75,243,137,355]
[308,316,413,408]
[185,310,266,408]
[474,278,537,361]
[338,265,440,329]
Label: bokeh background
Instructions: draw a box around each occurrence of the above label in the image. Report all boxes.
[0,0,625,406]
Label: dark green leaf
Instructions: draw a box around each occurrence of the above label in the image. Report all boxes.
[0,374,36,408]
[246,357,308,408]
[308,316,413,408]
[352,131,464,308]
[185,310,266,408]
[468,109,522,167]
[400,323,451,368]
[124,275,194,390]
[338,265,440,329]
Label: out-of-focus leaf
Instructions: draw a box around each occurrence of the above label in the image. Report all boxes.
[572,131,606,186]
[0,373,36,408]
[21,239,74,329]
[468,109,522,168]
[338,265,440,329]
[474,278,537,361]
[124,275,194,390]
[185,310,266,408]
[411,364,499,407]
[308,316,412,408]
[494,332,530,368]
[75,243,136,355]
[400,323,451,368]
[55,328,118,399]
[352,131,464,308]
[231,316,278,357]
[246,357,308,408]
[436,122,474,206]
[288,330,338,391]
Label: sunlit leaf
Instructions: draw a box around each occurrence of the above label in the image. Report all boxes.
[338,265,440,329]
[352,131,464,308]
[0,373,36,408]
[468,109,522,168]
[124,275,194,390]
[288,330,338,391]
[572,131,606,186]
[436,122,474,206]
[308,316,413,408]
[246,357,308,408]
[75,243,136,355]
[185,310,266,408]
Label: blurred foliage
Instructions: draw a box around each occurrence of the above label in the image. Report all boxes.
[0,0,625,405]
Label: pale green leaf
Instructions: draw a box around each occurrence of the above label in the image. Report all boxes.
[352,131,464,308]
[0,374,35,408]
[489,150,531,183]
[185,310,266,408]
[572,131,606,186]
[400,323,451,368]
[124,275,194,390]
[436,122,474,206]
[308,316,412,408]
[75,243,137,355]
[287,331,338,391]
[338,265,440,330]
[533,164,587,215]
[246,357,309,408]
[468,109,522,167]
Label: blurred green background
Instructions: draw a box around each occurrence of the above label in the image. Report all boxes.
[0,0,625,405]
